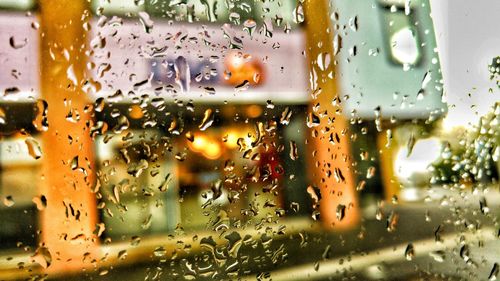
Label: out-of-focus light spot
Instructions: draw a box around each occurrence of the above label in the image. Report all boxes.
[128,105,144,119]
[224,130,240,149]
[223,128,253,150]
[395,137,441,184]
[246,104,262,118]
[188,134,222,159]
[391,27,419,65]
[190,134,208,152]
[224,51,265,86]
[203,142,222,159]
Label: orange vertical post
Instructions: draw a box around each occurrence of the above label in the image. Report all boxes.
[303,0,360,229]
[39,0,98,272]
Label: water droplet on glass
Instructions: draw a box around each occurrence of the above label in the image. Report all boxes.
[153,246,167,257]
[307,186,320,209]
[175,152,187,161]
[235,80,250,92]
[405,0,411,15]
[404,243,414,261]
[158,174,172,192]
[94,97,105,113]
[67,64,78,85]
[366,166,376,179]
[204,86,216,95]
[32,195,47,211]
[113,115,130,133]
[421,70,432,89]
[289,141,298,160]
[429,251,445,263]
[368,48,379,56]
[489,263,499,281]
[280,107,292,125]
[25,137,42,159]
[480,197,490,214]
[386,211,398,232]
[349,16,358,31]
[229,12,240,25]
[4,87,20,98]
[374,106,382,132]
[127,159,149,177]
[200,0,217,22]
[9,36,28,49]
[460,244,473,265]
[336,204,346,221]
[306,112,320,128]
[406,133,415,157]
[31,21,40,30]
[293,3,304,24]
[70,156,79,170]
[3,196,15,207]
[262,19,274,38]
[251,122,265,147]
[118,250,128,260]
[31,246,52,269]
[199,109,214,131]
[333,34,342,55]
[130,236,141,246]
[33,99,49,131]
[317,52,331,71]
[222,24,243,50]
[138,11,154,33]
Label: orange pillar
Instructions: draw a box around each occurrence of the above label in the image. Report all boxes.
[303,0,360,229]
[39,0,98,272]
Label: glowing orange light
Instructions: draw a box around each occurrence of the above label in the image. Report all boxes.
[188,134,222,159]
[224,51,265,86]
[128,104,144,119]
[203,142,222,159]
[223,128,253,150]
[224,130,240,149]
[246,104,263,118]
[190,134,207,152]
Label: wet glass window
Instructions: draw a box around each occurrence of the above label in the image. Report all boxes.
[0,0,498,280]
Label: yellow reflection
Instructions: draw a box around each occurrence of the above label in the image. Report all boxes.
[190,134,208,152]
[224,129,253,150]
[224,130,240,149]
[204,142,222,159]
[188,134,222,159]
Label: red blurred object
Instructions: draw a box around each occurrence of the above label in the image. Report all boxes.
[258,146,283,181]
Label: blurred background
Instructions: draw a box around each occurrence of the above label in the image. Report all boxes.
[0,0,498,280]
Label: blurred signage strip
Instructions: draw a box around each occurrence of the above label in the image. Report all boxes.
[0,13,39,102]
[0,13,308,104]
[90,20,309,103]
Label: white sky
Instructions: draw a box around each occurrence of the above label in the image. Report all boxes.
[430,0,500,129]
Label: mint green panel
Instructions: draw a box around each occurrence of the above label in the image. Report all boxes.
[333,0,447,120]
